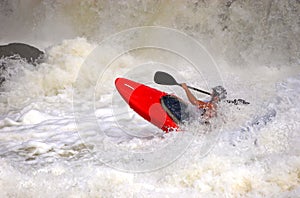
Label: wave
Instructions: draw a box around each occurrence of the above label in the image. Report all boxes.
[0,0,299,67]
[0,1,299,197]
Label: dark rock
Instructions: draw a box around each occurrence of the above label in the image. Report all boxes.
[0,43,44,64]
[0,43,44,87]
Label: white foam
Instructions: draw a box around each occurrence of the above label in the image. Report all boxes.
[0,1,299,196]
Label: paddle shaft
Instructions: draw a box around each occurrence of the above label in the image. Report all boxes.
[185,84,249,105]
[183,84,249,104]
[185,85,211,95]
[154,71,250,105]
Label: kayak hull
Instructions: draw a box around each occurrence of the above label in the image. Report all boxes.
[115,78,179,132]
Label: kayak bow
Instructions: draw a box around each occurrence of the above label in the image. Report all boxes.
[115,78,180,132]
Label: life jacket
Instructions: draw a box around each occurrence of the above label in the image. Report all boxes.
[197,100,216,119]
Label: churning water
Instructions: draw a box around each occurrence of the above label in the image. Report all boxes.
[0,1,299,197]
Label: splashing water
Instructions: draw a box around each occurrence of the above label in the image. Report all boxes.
[0,0,299,197]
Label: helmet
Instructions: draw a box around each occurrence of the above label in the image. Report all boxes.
[212,86,227,101]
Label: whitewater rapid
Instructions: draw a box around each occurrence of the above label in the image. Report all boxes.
[0,0,299,197]
[0,36,298,197]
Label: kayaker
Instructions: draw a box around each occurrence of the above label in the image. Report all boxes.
[181,83,227,120]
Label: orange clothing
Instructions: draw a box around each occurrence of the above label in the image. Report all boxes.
[196,100,217,119]
[197,100,214,110]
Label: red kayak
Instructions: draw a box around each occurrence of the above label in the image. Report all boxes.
[115,78,190,132]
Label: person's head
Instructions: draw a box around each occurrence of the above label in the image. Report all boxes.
[211,86,227,102]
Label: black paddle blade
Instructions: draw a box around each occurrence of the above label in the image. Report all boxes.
[154,71,179,86]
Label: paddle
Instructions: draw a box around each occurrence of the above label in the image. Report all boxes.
[154,71,250,105]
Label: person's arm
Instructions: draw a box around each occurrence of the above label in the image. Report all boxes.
[181,83,198,105]
[181,83,215,110]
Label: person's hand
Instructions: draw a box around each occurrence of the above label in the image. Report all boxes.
[181,83,188,90]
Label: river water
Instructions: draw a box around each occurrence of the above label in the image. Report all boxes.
[0,1,299,197]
